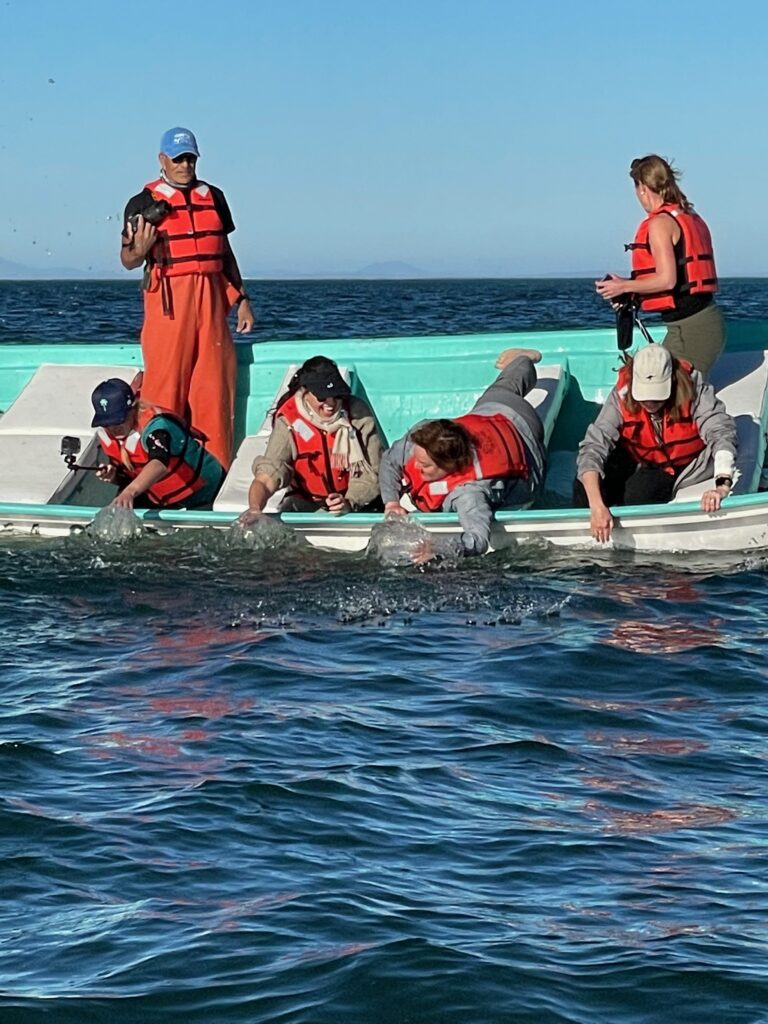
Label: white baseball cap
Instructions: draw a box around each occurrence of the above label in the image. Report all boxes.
[632,345,673,401]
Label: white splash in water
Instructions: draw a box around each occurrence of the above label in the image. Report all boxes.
[228,514,303,551]
[89,505,145,543]
[368,516,460,567]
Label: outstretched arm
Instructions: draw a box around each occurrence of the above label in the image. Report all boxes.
[379,439,409,515]
[576,391,624,542]
[112,459,168,509]
[445,484,494,556]
[238,473,279,525]
[579,469,615,543]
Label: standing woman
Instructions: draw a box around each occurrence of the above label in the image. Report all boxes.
[596,155,724,377]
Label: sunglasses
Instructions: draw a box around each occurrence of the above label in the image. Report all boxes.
[171,153,197,165]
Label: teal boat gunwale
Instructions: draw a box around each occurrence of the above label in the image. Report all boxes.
[0,490,763,528]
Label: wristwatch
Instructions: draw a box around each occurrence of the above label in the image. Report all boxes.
[715,476,733,489]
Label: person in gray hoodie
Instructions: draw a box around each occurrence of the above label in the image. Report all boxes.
[575,343,737,543]
[379,349,547,562]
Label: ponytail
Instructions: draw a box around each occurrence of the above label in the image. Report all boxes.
[630,154,692,212]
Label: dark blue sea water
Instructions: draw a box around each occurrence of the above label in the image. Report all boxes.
[1,280,767,1024]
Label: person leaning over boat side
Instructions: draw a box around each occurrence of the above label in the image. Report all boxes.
[574,344,737,543]
[120,127,254,472]
[379,349,547,562]
[238,356,385,523]
[595,154,724,377]
[90,379,226,511]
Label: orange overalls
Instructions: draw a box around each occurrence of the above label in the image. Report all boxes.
[140,177,239,470]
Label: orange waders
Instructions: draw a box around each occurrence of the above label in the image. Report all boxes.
[140,271,237,471]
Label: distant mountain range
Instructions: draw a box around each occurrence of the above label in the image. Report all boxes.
[242,261,432,280]
[2,256,759,282]
[0,257,106,280]
[350,261,428,279]
[0,257,432,282]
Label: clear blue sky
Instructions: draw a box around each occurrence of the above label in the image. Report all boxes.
[1,0,766,277]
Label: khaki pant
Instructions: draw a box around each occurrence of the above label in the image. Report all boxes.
[662,302,725,379]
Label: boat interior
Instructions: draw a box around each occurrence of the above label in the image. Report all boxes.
[0,322,767,517]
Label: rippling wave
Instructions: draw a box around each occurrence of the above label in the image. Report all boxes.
[1,529,767,1023]
[1,277,765,344]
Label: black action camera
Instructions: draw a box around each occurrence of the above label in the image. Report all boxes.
[60,435,81,469]
[60,436,99,473]
[128,199,173,232]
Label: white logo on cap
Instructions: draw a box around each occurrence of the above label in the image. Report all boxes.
[174,132,190,144]
[100,398,108,410]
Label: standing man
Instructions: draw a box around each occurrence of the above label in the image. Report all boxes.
[120,127,254,470]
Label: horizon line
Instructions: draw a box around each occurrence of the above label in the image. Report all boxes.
[3,274,768,283]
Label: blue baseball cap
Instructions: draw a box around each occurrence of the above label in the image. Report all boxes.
[91,379,136,427]
[159,127,200,159]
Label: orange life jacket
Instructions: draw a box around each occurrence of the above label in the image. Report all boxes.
[616,362,706,474]
[278,394,354,501]
[627,204,718,312]
[403,413,529,512]
[144,177,226,277]
[97,407,210,507]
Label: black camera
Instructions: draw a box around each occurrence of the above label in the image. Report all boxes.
[60,435,81,469]
[128,199,172,232]
[616,302,635,352]
[60,436,99,473]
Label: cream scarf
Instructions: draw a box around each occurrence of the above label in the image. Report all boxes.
[296,391,368,476]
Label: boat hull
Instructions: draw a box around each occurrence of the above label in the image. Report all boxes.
[2,492,768,555]
[1,323,768,558]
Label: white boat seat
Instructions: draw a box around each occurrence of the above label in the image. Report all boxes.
[673,350,768,502]
[214,364,354,514]
[0,363,137,505]
[522,361,569,447]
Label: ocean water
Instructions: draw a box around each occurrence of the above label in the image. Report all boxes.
[1,279,767,1024]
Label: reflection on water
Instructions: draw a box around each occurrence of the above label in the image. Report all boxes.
[603,618,725,654]
[584,801,737,834]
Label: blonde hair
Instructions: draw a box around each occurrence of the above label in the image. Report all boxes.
[629,154,692,211]
[621,352,696,421]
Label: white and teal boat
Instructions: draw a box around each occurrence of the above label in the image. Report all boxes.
[1,321,768,553]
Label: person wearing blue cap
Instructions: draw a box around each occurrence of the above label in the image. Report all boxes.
[90,378,226,510]
[120,127,254,473]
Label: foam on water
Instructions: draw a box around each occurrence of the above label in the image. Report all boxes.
[87,504,145,542]
[227,514,306,551]
[367,515,461,567]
